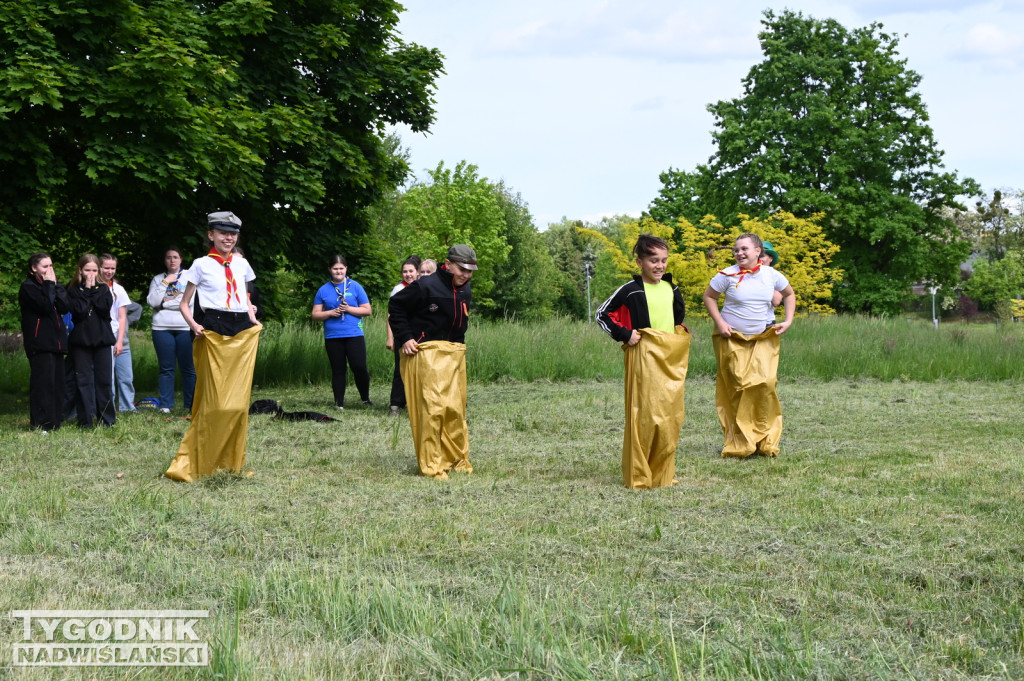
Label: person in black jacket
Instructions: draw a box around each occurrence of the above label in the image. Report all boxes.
[19,252,70,432]
[66,253,117,428]
[596,234,690,489]
[388,245,476,479]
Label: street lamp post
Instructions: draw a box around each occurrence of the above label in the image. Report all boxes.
[582,249,596,322]
[928,284,940,329]
[585,263,593,321]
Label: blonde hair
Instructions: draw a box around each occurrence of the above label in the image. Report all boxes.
[69,253,101,289]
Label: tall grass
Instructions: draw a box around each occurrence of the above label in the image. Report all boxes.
[2,315,1023,395]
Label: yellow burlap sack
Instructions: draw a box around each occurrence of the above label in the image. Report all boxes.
[400,341,471,479]
[712,327,782,458]
[165,326,261,482]
[622,327,691,489]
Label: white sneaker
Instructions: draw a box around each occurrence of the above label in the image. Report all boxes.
[160,408,171,414]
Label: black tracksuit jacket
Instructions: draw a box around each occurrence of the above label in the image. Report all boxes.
[19,276,70,356]
[388,266,472,346]
[595,273,686,343]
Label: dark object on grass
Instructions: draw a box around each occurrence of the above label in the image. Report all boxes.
[249,399,279,415]
[248,399,337,423]
[277,410,337,423]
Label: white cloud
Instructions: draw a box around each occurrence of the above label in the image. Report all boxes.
[486,1,761,63]
[847,0,986,13]
[958,23,1024,65]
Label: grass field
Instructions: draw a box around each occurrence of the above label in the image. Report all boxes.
[1,373,1022,679]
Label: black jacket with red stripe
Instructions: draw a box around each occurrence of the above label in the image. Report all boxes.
[19,276,69,356]
[596,274,686,343]
[388,266,472,346]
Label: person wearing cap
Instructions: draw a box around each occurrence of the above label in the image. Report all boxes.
[758,241,784,324]
[388,245,477,479]
[165,211,262,482]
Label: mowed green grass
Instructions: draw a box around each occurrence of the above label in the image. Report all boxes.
[1,376,1022,679]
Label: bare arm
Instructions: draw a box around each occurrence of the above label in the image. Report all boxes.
[702,286,732,337]
[178,282,203,337]
[774,286,796,335]
[114,304,127,356]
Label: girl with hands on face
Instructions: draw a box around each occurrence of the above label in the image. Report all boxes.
[66,254,117,428]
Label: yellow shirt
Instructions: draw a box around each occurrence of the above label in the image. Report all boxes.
[643,281,674,332]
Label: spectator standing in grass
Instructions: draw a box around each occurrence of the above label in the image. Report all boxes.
[147,246,196,413]
[165,211,262,482]
[99,253,136,412]
[596,234,690,489]
[703,233,795,458]
[311,254,373,409]
[388,245,476,479]
[19,252,70,432]
[66,253,117,428]
[386,255,422,416]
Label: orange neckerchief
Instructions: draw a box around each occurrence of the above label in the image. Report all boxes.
[718,262,761,286]
[207,248,241,308]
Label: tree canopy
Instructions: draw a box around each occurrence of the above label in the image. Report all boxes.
[649,10,978,314]
[0,0,442,319]
[394,161,510,309]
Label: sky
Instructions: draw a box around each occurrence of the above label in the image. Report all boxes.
[390,0,1024,228]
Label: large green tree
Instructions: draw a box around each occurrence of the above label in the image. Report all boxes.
[395,161,511,309]
[649,10,978,314]
[0,0,442,320]
[488,184,559,322]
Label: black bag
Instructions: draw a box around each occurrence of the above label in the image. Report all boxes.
[249,399,280,415]
[248,399,338,423]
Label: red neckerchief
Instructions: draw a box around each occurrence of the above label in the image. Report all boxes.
[208,248,241,308]
[718,262,761,286]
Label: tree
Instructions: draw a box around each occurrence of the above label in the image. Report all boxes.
[649,10,978,314]
[963,249,1024,321]
[0,0,443,322]
[542,219,590,319]
[970,190,1023,262]
[647,167,720,228]
[488,184,559,321]
[396,161,511,309]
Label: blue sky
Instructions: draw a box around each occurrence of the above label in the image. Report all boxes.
[393,0,1024,227]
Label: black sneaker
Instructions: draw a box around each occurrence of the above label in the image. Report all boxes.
[362,400,374,407]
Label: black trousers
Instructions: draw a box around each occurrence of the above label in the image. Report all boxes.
[389,346,406,408]
[28,352,65,431]
[324,337,370,406]
[71,345,115,428]
[199,310,254,337]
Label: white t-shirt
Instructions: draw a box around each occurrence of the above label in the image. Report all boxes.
[709,265,789,335]
[183,254,255,313]
[109,282,130,339]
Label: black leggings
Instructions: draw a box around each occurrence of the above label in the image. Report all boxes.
[325,336,370,406]
[389,346,406,408]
